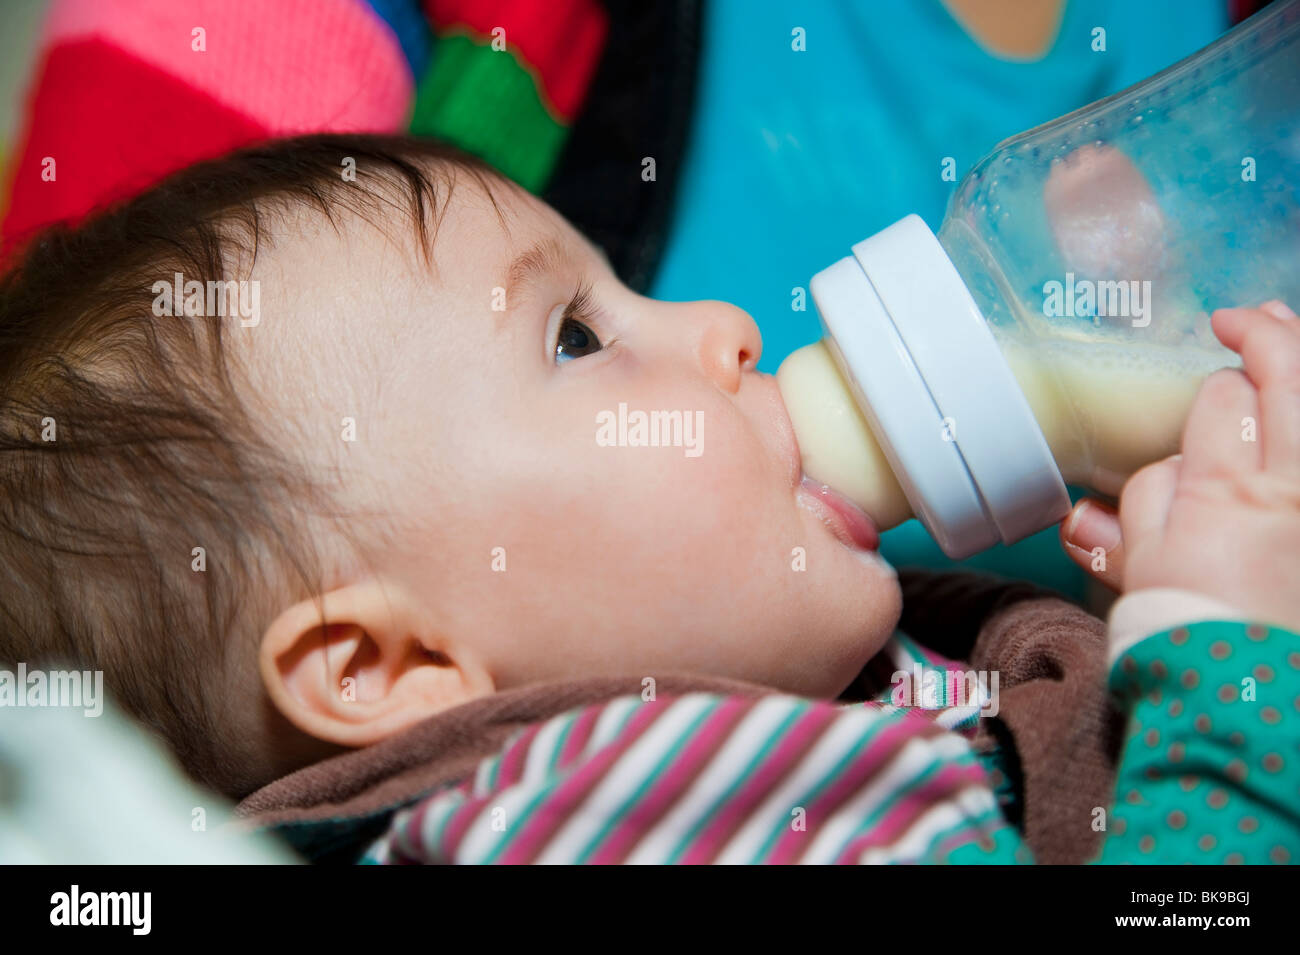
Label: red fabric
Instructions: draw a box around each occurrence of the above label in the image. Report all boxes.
[425,0,607,120]
[1230,0,1273,24]
[1,39,268,263]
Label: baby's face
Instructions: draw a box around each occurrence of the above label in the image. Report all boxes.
[245,175,902,701]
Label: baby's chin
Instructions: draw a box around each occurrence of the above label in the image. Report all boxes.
[821,531,903,621]
[770,575,905,700]
[839,566,904,670]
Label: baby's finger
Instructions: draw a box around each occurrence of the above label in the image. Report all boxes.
[1060,499,1124,591]
[1119,455,1181,551]
[1211,305,1300,476]
[1211,303,1298,349]
[1178,366,1261,480]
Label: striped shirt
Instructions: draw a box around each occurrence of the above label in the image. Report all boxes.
[361,619,1300,864]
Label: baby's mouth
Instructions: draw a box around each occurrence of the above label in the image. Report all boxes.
[797,473,880,551]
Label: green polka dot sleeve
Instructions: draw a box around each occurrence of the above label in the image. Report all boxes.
[1096,620,1300,864]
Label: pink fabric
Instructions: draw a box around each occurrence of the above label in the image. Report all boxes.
[43,0,413,132]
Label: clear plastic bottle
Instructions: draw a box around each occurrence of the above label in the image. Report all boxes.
[778,0,1300,559]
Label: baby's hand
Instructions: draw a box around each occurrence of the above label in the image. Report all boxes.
[1061,301,1300,633]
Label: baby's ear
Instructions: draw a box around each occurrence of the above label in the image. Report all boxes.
[258,580,494,747]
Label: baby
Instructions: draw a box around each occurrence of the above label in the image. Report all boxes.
[0,134,905,797]
[1,132,1297,838]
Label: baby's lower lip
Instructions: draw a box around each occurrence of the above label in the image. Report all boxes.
[797,474,880,552]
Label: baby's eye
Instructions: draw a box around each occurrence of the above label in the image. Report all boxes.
[553,280,604,364]
[555,315,603,364]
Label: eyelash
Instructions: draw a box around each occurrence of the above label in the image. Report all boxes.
[565,279,598,324]
[553,279,613,364]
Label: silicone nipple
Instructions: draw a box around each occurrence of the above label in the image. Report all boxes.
[776,341,913,531]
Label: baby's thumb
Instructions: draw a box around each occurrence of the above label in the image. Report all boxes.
[1060,499,1124,592]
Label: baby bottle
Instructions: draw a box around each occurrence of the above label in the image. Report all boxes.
[778,0,1300,559]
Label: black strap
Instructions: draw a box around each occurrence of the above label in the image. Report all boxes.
[543,0,704,293]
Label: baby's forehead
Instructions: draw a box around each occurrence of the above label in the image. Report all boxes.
[259,174,574,304]
[230,176,569,399]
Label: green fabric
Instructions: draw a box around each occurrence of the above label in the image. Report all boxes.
[918,617,1300,864]
[1098,619,1300,864]
[945,823,1035,863]
[411,31,570,193]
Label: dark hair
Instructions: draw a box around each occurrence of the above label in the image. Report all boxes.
[0,133,507,797]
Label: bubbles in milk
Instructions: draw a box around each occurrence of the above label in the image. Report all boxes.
[998,334,1238,497]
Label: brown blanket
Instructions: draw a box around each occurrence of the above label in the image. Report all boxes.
[891,568,1126,864]
[233,567,1123,864]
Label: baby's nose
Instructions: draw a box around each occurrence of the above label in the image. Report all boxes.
[692,300,762,394]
